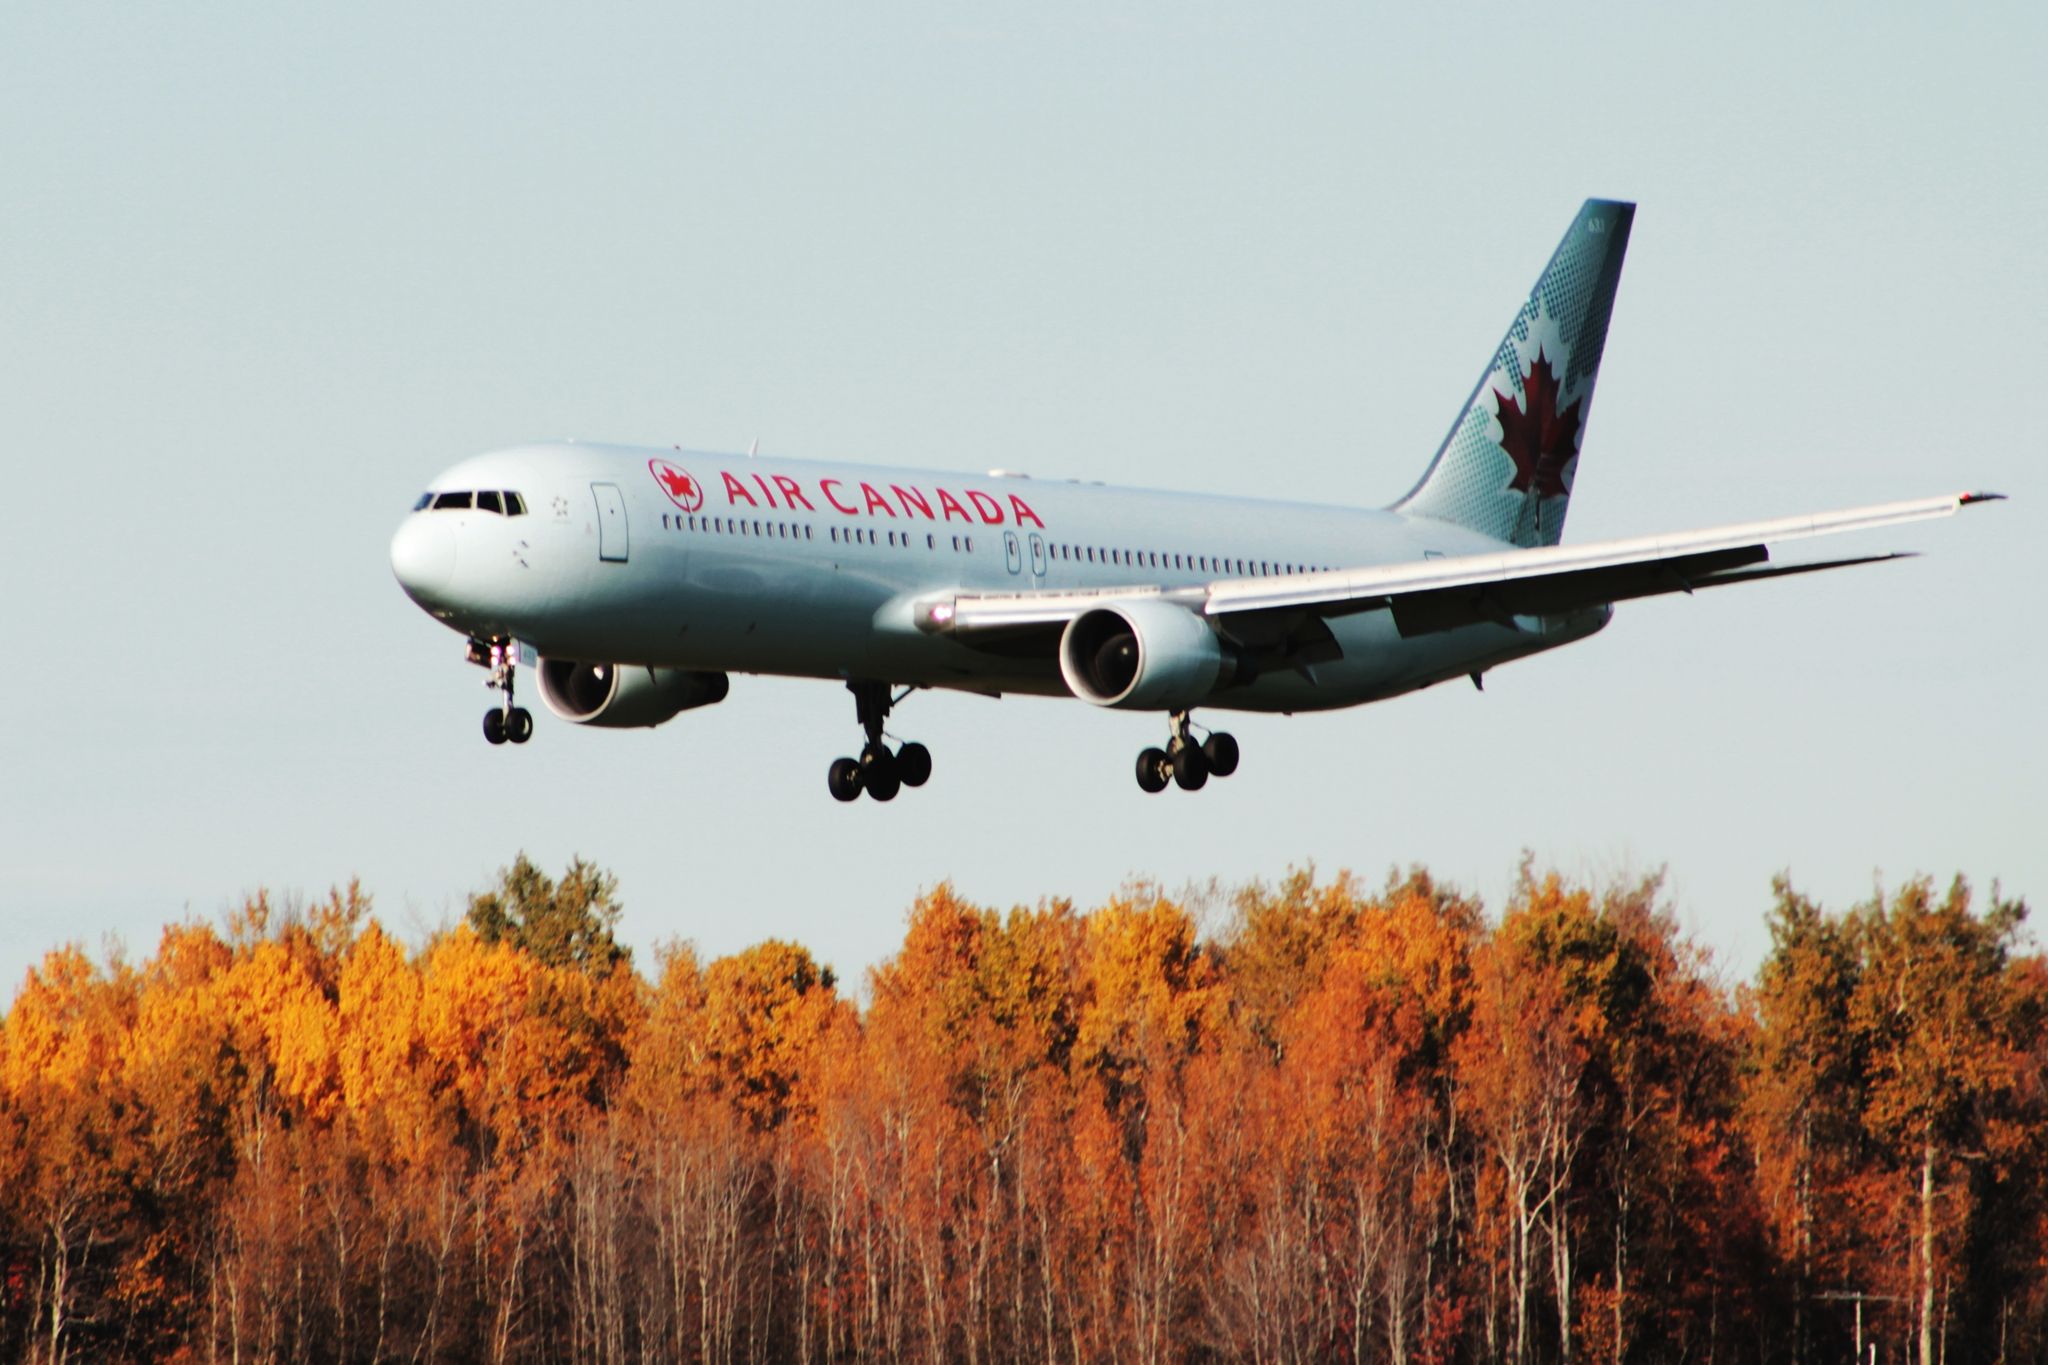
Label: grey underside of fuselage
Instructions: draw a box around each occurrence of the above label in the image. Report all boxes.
[418,443,1600,715]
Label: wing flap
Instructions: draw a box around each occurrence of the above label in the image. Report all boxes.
[911,491,1997,647]
[1385,549,1911,636]
[1202,491,1986,619]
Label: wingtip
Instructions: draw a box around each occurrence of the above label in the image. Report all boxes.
[1959,491,2007,506]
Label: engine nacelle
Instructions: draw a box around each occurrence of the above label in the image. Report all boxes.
[537,659,730,728]
[1059,599,1224,710]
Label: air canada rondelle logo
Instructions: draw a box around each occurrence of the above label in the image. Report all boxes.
[649,458,704,513]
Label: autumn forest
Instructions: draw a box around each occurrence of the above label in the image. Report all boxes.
[2,858,2042,1364]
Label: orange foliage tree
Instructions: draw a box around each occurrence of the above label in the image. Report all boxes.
[0,858,2041,1364]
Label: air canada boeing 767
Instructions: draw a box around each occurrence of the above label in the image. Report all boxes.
[390,200,2000,801]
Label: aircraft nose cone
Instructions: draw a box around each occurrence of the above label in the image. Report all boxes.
[390,515,456,605]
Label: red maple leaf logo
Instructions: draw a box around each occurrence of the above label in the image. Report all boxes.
[1493,346,1580,498]
[649,458,704,512]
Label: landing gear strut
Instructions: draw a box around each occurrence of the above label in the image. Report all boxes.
[470,637,533,746]
[1135,711,1237,794]
[828,681,931,802]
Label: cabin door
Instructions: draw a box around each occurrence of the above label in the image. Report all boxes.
[592,483,629,562]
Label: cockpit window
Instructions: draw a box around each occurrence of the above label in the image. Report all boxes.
[422,489,525,514]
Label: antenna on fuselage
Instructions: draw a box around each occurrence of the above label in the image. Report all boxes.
[748,437,759,458]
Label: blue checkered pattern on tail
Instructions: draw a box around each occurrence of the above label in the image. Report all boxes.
[1392,199,1634,548]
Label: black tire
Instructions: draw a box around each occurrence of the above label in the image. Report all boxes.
[896,741,932,788]
[1136,747,1170,793]
[507,707,534,744]
[1202,731,1238,777]
[483,709,507,745]
[865,760,901,802]
[1172,742,1209,791]
[828,757,863,802]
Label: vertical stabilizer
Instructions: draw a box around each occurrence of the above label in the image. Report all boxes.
[1393,199,1633,547]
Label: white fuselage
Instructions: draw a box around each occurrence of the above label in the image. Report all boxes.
[390,442,1606,714]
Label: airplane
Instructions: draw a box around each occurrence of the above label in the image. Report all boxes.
[390,199,2001,802]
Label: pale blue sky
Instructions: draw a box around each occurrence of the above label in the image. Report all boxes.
[3,3,2041,999]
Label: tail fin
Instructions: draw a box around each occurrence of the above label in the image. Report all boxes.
[1393,199,1633,547]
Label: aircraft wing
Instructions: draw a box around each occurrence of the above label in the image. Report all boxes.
[915,491,2001,647]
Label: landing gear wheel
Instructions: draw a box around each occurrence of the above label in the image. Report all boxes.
[1171,743,1210,791]
[896,741,932,788]
[828,757,863,802]
[472,638,527,746]
[862,751,901,802]
[1201,731,1238,777]
[834,681,929,804]
[1136,747,1170,793]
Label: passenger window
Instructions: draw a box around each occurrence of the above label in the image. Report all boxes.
[433,491,472,510]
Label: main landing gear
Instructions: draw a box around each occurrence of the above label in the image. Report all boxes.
[828,681,932,803]
[1134,711,1239,794]
[470,637,533,746]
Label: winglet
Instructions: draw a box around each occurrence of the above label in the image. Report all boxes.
[1959,491,2006,506]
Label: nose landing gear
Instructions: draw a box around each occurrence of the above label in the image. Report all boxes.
[828,681,932,802]
[470,637,533,746]
[1135,711,1238,794]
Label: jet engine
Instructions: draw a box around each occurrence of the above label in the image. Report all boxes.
[537,659,730,728]
[1058,599,1226,710]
